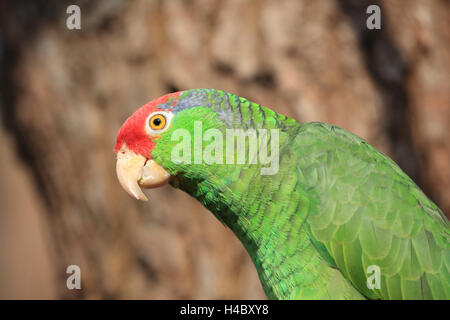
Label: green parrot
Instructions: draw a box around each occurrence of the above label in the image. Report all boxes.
[114,88,449,300]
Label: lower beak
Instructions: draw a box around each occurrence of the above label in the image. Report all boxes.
[116,148,171,201]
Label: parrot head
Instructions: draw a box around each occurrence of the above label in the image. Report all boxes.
[114,92,175,201]
[114,89,230,201]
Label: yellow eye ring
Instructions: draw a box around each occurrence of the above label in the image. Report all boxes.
[149,114,167,131]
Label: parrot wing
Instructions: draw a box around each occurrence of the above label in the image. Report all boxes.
[299,122,449,299]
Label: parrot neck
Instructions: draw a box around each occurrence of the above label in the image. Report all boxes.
[170,161,349,299]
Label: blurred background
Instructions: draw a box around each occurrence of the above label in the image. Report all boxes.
[0,0,448,299]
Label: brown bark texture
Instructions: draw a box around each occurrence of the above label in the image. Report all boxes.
[0,0,448,299]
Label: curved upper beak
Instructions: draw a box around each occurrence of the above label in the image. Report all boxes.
[116,147,171,201]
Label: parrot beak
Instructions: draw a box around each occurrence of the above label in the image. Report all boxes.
[116,147,171,201]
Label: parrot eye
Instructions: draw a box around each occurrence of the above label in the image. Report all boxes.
[150,114,165,129]
[146,111,172,134]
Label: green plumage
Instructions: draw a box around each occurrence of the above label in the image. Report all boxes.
[151,89,449,299]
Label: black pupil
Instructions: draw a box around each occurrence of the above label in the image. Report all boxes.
[153,117,162,126]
